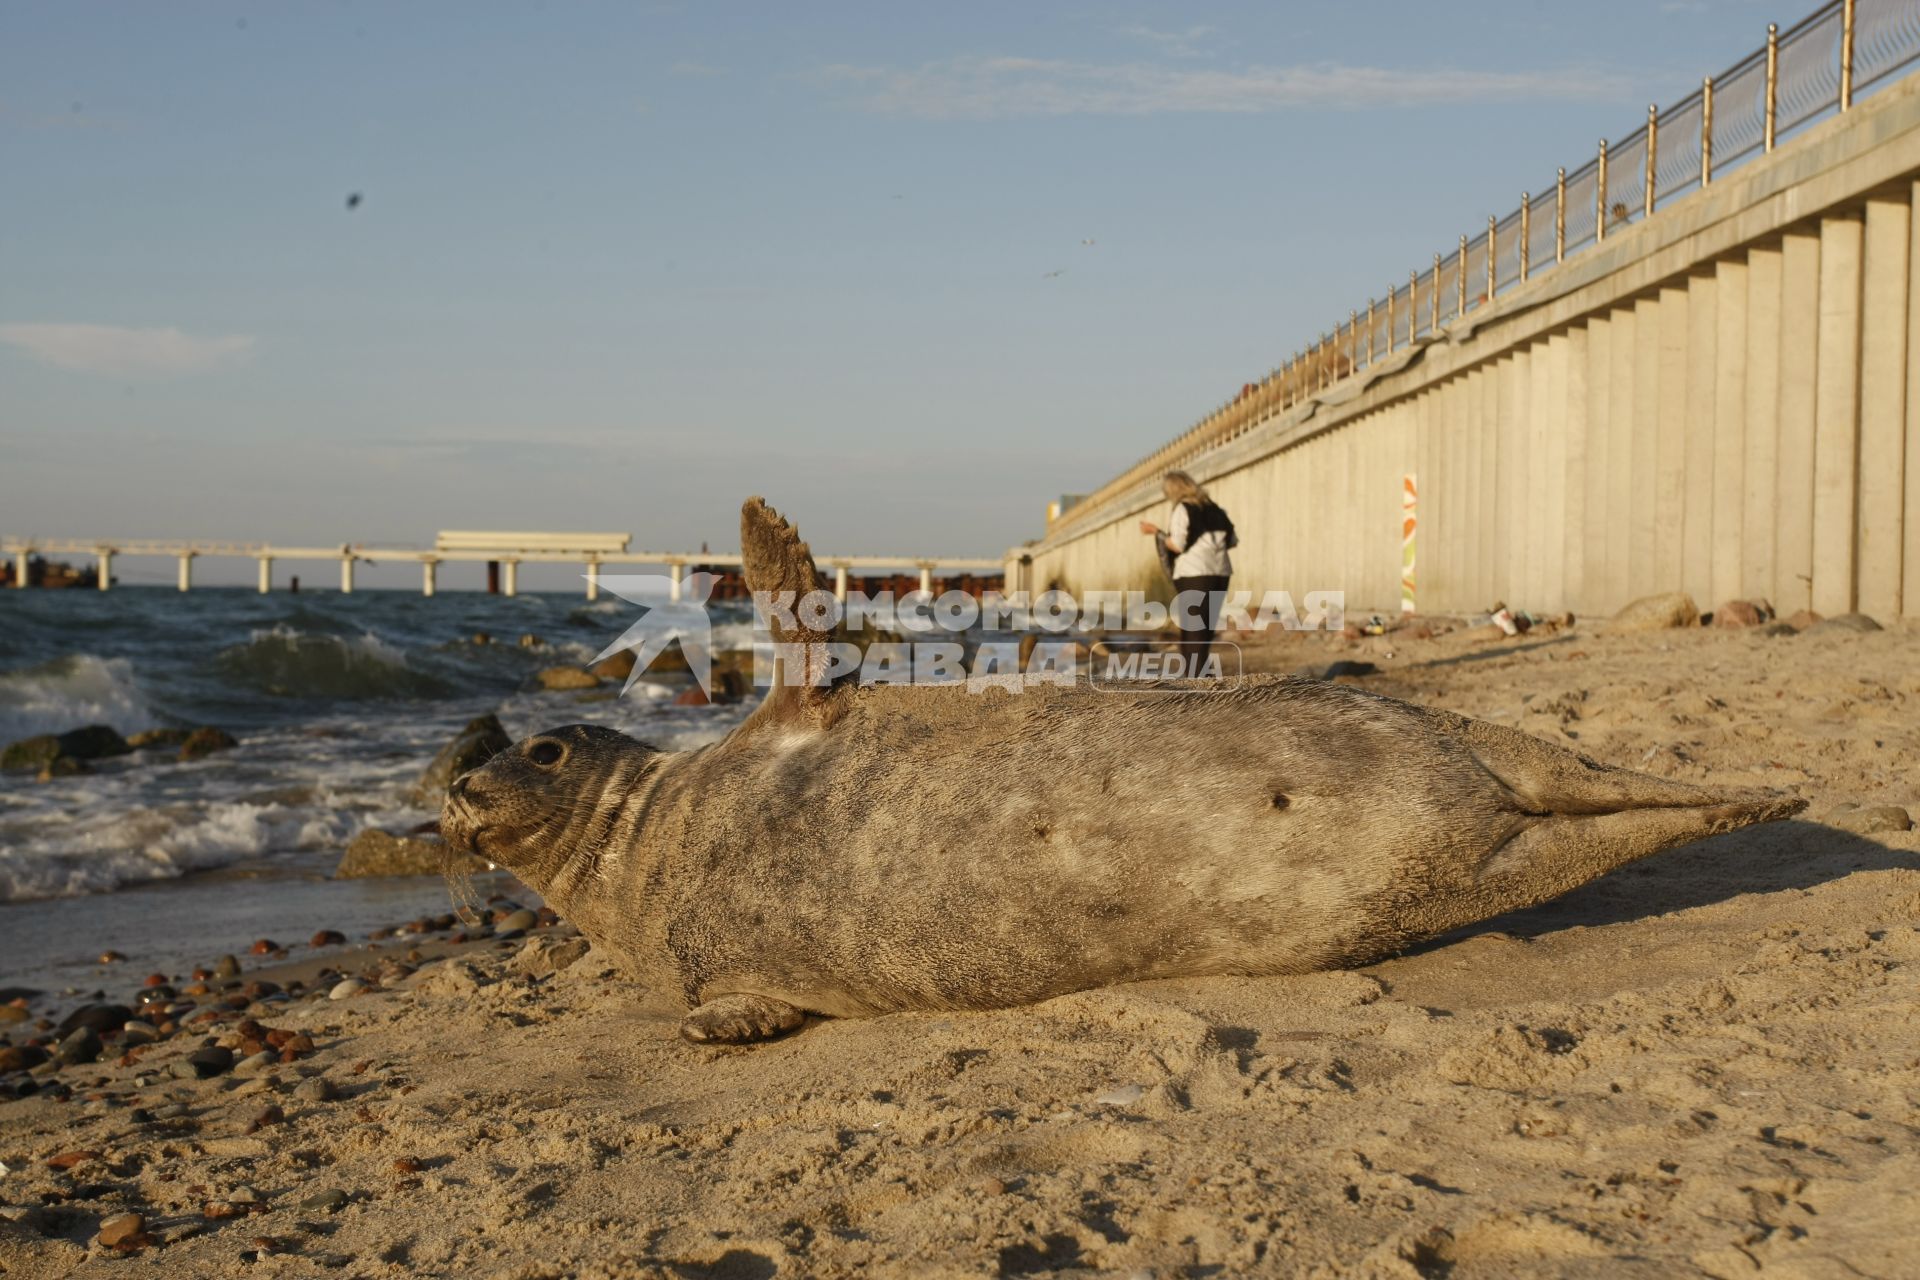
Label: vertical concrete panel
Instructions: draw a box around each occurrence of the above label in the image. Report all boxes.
[1526,341,1553,608]
[1776,231,1821,614]
[1812,214,1864,616]
[1711,258,1750,606]
[1631,295,1663,594]
[1545,332,1572,612]
[1858,196,1909,621]
[1682,272,1718,604]
[1464,368,1486,606]
[1744,245,1785,602]
[1496,353,1524,604]
[1606,305,1639,612]
[1466,364,1497,606]
[1655,285,1691,593]
[1562,326,1590,612]
[1445,376,1467,612]
[1583,315,1613,611]
[1906,181,1920,617]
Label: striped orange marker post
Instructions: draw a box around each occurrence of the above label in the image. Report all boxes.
[1401,474,1417,614]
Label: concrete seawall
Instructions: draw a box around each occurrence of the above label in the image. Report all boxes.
[1012,72,1920,622]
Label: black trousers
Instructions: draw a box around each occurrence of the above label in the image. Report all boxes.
[1172,575,1231,650]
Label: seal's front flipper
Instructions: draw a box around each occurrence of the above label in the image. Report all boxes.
[679,993,805,1045]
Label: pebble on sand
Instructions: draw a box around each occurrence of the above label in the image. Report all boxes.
[492,908,539,939]
[1826,803,1913,835]
[310,929,348,947]
[330,978,369,1000]
[96,1211,146,1249]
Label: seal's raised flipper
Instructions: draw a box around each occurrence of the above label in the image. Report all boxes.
[679,993,805,1045]
[739,496,848,729]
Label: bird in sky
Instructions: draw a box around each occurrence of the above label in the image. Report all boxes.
[1081,238,1096,246]
[346,192,363,210]
[1042,269,1067,279]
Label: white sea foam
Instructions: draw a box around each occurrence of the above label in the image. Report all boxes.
[0,802,286,900]
[0,654,153,743]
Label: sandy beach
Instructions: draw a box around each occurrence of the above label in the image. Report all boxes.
[2,615,1916,1279]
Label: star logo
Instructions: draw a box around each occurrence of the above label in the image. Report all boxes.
[591,573,718,697]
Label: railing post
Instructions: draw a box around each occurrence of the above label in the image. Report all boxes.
[1430,254,1441,330]
[1644,104,1658,217]
[1386,285,1396,354]
[1555,168,1566,262]
[1408,269,1419,341]
[1841,0,1856,110]
[1350,310,1360,371]
[1485,215,1496,301]
[1765,23,1779,151]
[1596,139,1610,241]
[1519,193,1531,282]
[1701,76,1715,185]
[1365,300,1375,364]
[1457,234,1468,315]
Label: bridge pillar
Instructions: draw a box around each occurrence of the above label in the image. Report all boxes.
[667,560,684,602]
[834,564,848,603]
[502,560,518,597]
[177,554,194,592]
[585,561,599,601]
[97,550,112,591]
[422,559,438,597]
[918,565,933,596]
[340,556,356,595]
[14,549,29,588]
[257,557,272,594]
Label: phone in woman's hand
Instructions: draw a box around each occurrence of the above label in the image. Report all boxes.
[1138,521,1158,535]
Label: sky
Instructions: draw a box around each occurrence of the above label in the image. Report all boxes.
[2,0,1776,588]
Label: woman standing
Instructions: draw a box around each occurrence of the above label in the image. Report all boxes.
[1139,470,1235,664]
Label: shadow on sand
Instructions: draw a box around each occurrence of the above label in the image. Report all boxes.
[1415,819,1916,953]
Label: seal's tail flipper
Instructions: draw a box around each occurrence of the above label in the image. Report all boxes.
[1455,712,1806,906]
[738,497,848,730]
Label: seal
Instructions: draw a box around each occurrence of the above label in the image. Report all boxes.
[440,497,1807,1045]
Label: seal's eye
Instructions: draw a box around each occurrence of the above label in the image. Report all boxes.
[527,740,566,768]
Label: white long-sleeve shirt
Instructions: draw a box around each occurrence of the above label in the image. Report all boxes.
[1164,502,1233,578]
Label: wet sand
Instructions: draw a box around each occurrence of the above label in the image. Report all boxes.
[1,617,1916,1278]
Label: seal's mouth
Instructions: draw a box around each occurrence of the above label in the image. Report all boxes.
[439,792,489,858]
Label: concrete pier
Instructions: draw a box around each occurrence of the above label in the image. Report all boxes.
[13,550,26,589]
[97,550,111,591]
[422,559,438,598]
[340,555,355,595]
[257,557,271,594]
[501,560,518,598]
[176,554,193,593]
[585,561,599,602]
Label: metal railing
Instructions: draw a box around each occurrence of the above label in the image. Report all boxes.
[1051,0,1920,535]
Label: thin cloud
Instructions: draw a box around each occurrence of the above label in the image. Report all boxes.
[0,323,254,377]
[1115,24,1217,58]
[817,57,1636,119]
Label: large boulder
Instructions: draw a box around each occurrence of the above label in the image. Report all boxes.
[1804,612,1882,636]
[588,648,637,680]
[127,728,193,750]
[1607,593,1699,633]
[1712,599,1772,628]
[178,727,238,761]
[407,714,512,807]
[336,829,485,878]
[2,724,131,770]
[535,666,601,691]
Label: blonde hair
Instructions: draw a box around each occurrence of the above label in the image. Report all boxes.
[1162,470,1210,505]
